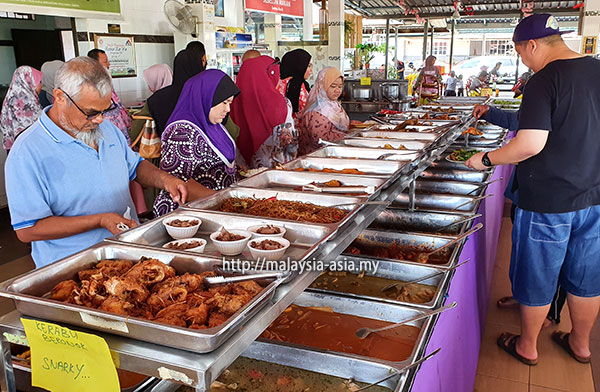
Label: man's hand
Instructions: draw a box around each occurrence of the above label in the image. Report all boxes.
[465,152,487,171]
[163,175,189,205]
[99,213,138,234]
[473,104,490,119]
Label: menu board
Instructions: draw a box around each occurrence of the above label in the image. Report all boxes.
[245,0,303,17]
[0,0,120,14]
[94,34,136,78]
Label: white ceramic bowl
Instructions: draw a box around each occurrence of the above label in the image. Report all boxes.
[210,229,252,256]
[162,238,207,253]
[247,224,286,238]
[162,216,202,239]
[247,237,291,261]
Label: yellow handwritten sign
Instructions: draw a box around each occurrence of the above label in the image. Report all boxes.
[21,318,119,392]
[360,77,372,86]
[480,87,493,97]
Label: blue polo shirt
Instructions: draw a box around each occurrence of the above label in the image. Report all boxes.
[5,106,143,268]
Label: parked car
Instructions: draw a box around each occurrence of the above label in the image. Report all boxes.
[453,56,528,82]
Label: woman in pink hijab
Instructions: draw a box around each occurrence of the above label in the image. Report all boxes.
[143,64,173,93]
[1,66,43,151]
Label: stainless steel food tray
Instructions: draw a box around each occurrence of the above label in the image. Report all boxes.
[341,138,430,151]
[420,168,492,183]
[369,208,474,235]
[280,157,406,177]
[393,192,486,213]
[308,146,421,161]
[358,131,438,141]
[369,124,444,133]
[342,229,463,269]
[411,179,489,196]
[309,257,450,309]
[236,169,386,198]
[259,291,436,368]
[0,243,285,353]
[108,209,333,262]
[185,187,366,233]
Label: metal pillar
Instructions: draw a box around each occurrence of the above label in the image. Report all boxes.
[384,18,390,79]
[430,26,434,56]
[422,20,428,63]
[394,27,398,65]
[449,19,455,72]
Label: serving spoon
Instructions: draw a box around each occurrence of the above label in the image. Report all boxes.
[380,259,469,293]
[416,223,483,263]
[355,302,456,339]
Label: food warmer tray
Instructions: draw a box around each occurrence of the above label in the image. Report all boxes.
[280,157,407,178]
[357,131,438,141]
[309,257,451,309]
[393,192,488,214]
[108,209,334,263]
[340,138,431,151]
[420,168,492,183]
[408,178,490,196]
[236,169,386,198]
[342,229,464,269]
[308,146,421,161]
[369,208,474,236]
[258,291,437,369]
[0,243,286,353]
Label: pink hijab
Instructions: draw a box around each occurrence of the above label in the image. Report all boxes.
[302,67,349,131]
[143,64,173,93]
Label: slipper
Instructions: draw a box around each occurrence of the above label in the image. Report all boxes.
[496,332,538,366]
[496,296,520,309]
[551,331,591,364]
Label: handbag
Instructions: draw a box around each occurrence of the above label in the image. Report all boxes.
[131,114,161,159]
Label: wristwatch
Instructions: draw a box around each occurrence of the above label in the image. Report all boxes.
[481,152,494,167]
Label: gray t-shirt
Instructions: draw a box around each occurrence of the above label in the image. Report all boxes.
[446,77,457,91]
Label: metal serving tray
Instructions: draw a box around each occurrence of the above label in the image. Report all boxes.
[341,138,430,151]
[236,169,386,197]
[185,187,365,231]
[0,243,285,353]
[308,146,421,161]
[108,209,333,262]
[309,257,450,309]
[392,192,486,213]
[259,291,436,368]
[281,157,406,177]
[412,179,488,196]
[342,229,463,269]
[369,124,445,133]
[358,131,438,141]
[368,208,473,235]
[420,168,491,183]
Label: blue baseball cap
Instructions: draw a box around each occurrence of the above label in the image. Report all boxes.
[512,14,564,42]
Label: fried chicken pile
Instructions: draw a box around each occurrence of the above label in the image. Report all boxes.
[50,257,264,330]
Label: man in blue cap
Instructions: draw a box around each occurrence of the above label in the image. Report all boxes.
[466,14,600,366]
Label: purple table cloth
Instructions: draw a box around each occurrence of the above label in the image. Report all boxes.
[411,164,513,392]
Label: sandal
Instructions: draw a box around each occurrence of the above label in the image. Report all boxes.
[551,331,591,364]
[496,332,538,366]
[496,296,520,309]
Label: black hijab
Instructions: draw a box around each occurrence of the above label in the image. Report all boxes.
[280,49,311,113]
[147,42,206,135]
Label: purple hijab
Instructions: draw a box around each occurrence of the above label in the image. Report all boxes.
[166,69,239,161]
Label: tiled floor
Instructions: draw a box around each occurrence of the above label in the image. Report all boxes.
[474,217,599,392]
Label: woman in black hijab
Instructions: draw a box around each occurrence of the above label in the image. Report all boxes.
[147,41,207,135]
[278,49,312,115]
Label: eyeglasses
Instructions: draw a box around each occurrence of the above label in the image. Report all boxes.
[59,88,117,120]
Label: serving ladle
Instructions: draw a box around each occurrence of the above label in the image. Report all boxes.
[380,259,469,293]
[415,222,483,263]
[355,302,457,339]
[436,213,482,232]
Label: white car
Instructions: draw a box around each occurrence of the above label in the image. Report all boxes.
[453,56,528,81]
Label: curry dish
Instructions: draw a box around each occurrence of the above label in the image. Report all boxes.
[344,241,449,265]
[50,258,264,329]
[310,271,437,304]
[218,197,348,224]
[293,167,366,175]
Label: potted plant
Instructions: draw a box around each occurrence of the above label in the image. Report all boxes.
[356,43,383,69]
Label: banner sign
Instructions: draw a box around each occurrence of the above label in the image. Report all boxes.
[0,0,120,14]
[94,34,136,78]
[245,0,303,17]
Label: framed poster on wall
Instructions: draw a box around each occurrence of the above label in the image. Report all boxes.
[94,34,136,78]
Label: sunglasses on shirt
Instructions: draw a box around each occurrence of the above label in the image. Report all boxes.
[59,88,117,120]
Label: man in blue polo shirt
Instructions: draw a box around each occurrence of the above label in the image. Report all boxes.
[466,14,600,365]
[5,57,194,268]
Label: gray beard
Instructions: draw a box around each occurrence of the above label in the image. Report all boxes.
[58,113,103,148]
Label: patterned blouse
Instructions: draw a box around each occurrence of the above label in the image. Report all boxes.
[299,112,347,156]
[153,121,237,217]
[276,78,308,129]
[250,100,298,169]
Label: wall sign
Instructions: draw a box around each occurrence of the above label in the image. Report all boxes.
[94,34,136,78]
[245,0,303,17]
[22,318,120,392]
[582,36,598,55]
[0,0,120,14]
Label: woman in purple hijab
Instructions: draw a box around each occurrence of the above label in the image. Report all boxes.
[153,69,240,217]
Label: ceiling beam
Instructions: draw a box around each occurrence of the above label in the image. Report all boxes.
[364,7,579,18]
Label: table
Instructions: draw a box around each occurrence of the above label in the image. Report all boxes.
[411,164,513,392]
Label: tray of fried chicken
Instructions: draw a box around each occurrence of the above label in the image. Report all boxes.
[0,243,286,352]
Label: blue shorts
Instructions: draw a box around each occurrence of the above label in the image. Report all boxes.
[510,206,600,306]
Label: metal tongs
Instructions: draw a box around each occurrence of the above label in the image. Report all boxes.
[302,183,376,195]
[204,271,291,287]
